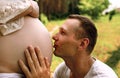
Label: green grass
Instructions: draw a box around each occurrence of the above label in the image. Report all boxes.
[93,14,120,77]
[46,14,120,77]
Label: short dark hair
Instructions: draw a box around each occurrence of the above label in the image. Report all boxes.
[68,14,98,53]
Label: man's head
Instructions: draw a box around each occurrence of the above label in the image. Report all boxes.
[68,14,98,53]
[52,14,97,58]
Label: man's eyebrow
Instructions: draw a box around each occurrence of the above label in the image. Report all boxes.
[59,28,66,33]
[59,27,63,29]
[59,27,66,31]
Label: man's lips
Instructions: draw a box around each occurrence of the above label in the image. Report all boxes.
[53,44,58,48]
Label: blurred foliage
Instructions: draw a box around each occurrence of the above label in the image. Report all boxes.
[40,13,49,24]
[36,0,109,21]
[36,0,79,20]
[78,0,109,20]
[43,0,80,20]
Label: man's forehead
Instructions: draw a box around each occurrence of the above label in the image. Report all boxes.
[60,24,75,33]
[66,18,80,24]
[61,19,80,30]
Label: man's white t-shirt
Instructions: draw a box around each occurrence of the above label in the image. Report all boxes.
[53,59,118,78]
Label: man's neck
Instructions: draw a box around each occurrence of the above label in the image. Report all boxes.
[63,55,95,78]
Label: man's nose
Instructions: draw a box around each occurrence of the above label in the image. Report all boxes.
[52,33,58,41]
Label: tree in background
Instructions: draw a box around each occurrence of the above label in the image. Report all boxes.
[78,0,109,20]
[36,0,79,20]
[35,0,109,20]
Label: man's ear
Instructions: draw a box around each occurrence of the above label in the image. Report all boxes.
[78,38,89,50]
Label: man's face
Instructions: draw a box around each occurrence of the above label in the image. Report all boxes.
[52,19,80,58]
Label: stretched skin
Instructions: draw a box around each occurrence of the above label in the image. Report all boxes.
[0,16,53,74]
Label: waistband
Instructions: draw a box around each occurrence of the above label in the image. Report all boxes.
[0,73,25,78]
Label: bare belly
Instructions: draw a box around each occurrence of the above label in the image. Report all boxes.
[0,16,53,73]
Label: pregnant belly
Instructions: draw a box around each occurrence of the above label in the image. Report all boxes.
[0,16,53,73]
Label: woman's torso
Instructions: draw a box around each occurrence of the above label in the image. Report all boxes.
[0,16,53,73]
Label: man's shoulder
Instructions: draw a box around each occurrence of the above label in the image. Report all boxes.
[85,59,118,78]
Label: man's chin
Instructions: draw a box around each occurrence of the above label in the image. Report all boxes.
[53,51,58,56]
[53,51,61,57]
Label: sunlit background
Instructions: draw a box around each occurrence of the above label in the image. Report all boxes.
[34,0,120,77]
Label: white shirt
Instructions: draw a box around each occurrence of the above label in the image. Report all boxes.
[53,59,118,78]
